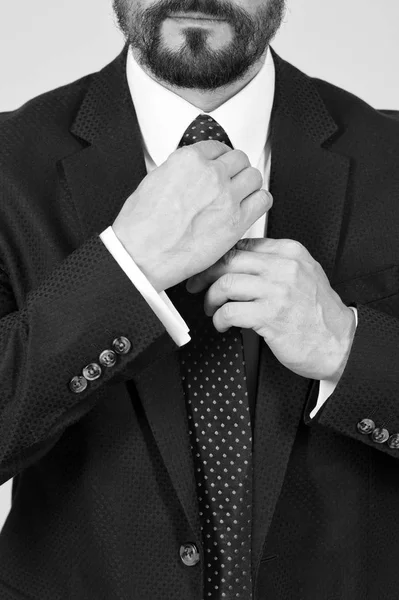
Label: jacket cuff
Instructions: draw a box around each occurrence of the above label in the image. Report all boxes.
[304,301,399,457]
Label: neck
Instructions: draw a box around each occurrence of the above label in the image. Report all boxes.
[132,48,269,113]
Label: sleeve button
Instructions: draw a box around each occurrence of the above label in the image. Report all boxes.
[179,543,200,567]
[371,427,389,444]
[357,418,375,435]
[112,336,132,355]
[82,363,102,381]
[99,349,117,368]
[388,433,399,449]
[69,375,88,394]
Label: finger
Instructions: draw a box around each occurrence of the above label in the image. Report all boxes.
[187,250,269,293]
[216,148,251,178]
[235,237,307,259]
[240,188,273,231]
[204,273,264,316]
[190,139,233,160]
[212,301,260,333]
[230,166,264,203]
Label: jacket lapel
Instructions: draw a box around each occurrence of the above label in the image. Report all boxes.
[60,44,201,541]
[251,49,351,573]
[61,44,147,238]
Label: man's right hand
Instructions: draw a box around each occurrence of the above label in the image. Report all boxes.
[112,140,273,292]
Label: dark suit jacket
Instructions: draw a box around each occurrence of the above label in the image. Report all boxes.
[0,43,399,600]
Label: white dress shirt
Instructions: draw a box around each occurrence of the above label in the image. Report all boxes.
[99,46,358,419]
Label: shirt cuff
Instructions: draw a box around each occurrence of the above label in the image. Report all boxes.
[309,306,358,419]
[99,226,191,347]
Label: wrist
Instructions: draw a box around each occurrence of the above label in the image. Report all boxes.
[111,224,166,292]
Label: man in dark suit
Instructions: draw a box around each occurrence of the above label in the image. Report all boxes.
[0,0,398,597]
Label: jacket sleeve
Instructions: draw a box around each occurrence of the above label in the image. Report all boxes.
[0,235,176,485]
[304,300,399,458]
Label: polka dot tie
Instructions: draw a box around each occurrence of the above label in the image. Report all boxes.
[169,114,253,599]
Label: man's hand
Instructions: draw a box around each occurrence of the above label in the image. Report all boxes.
[186,238,357,381]
[112,140,272,292]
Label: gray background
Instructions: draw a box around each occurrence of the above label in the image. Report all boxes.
[0,0,397,527]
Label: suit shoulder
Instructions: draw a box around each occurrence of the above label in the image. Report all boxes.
[0,71,96,160]
[311,75,399,141]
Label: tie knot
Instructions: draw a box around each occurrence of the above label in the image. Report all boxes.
[177,113,233,149]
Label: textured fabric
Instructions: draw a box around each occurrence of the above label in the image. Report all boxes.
[170,114,253,599]
[0,42,399,600]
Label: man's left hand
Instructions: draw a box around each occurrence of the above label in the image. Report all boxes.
[186,238,357,381]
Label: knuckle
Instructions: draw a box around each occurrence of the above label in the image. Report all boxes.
[313,260,323,275]
[261,189,273,208]
[283,239,304,256]
[284,258,300,278]
[222,247,238,266]
[221,302,235,322]
[212,159,228,180]
[205,161,223,186]
[236,238,254,252]
[275,283,288,302]
[234,149,250,165]
[219,272,235,292]
[174,145,202,168]
[175,144,195,159]
[253,188,272,211]
[251,167,264,188]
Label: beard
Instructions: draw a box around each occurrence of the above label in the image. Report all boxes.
[113,0,286,90]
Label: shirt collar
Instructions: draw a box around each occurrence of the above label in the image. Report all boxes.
[126,45,275,168]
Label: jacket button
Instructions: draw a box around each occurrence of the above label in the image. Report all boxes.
[69,375,88,394]
[99,349,117,368]
[112,336,132,355]
[388,433,399,449]
[357,418,375,435]
[179,543,200,567]
[371,427,389,444]
[82,363,102,381]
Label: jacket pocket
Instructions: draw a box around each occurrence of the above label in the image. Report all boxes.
[333,265,399,306]
[259,553,279,564]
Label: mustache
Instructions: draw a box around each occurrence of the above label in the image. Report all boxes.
[144,0,241,22]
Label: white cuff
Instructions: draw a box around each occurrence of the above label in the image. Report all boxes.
[309,306,358,419]
[99,226,191,347]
